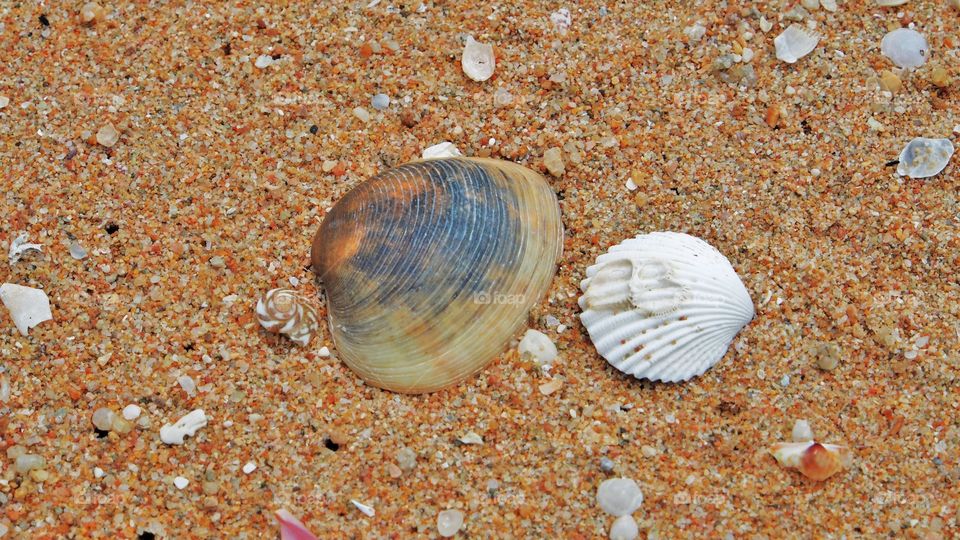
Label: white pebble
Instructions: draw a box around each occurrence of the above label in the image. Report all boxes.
[122,404,142,420]
[352,107,371,123]
[609,515,639,540]
[242,462,257,474]
[177,375,197,396]
[93,467,105,478]
[318,346,331,357]
[371,93,390,110]
[792,420,814,442]
[437,509,465,537]
[254,55,273,69]
[517,329,558,364]
[173,476,189,489]
[458,432,484,445]
[0,96,9,109]
[597,478,644,517]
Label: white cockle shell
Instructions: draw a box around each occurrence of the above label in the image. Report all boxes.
[462,36,495,82]
[896,137,954,178]
[578,232,754,383]
[881,28,928,69]
[256,288,321,346]
[774,24,820,64]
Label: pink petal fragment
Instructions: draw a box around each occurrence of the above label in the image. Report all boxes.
[276,509,318,540]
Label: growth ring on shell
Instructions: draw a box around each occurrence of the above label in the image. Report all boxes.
[312,158,563,394]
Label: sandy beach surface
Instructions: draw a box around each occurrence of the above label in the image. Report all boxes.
[1,1,958,538]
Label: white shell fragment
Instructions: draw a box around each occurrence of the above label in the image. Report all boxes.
[256,288,321,346]
[160,409,208,445]
[421,142,463,160]
[579,232,754,383]
[774,24,820,64]
[597,478,644,517]
[896,137,954,178]
[0,283,53,336]
[461,36,495,82]
[8,233,42,265]
[881,28,928,69]
[876,0,909,6]
[457,432,484,445]
[351,499,375,517]
[517,329,558,364]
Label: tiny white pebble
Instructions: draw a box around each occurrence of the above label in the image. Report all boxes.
[437,508,465,537]
[792,419,814,442]
[173,476,189,489]
[93,467,105,478]
[242,462,257,474]
[609,514,639,540]
[318,346,331,357]
[122,404,142,421]
[254,55,273,69]
[625,178,638,191]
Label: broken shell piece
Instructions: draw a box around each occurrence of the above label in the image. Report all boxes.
[457,431,484,445]
[160,409,208,445]
[774,24,820,64]
[518,329,558,364]
[876,0,909,6]
[578,232,754,383]
[881,28,928,69]
[421,142,463,160]
[896,137,954,178]
[276,509,319,540]
[462,36,495,82]
[256,288,321,347]
[8,233,42,265]
[350,499,375,517]
[0,283,53,336]
[770,441,852,481]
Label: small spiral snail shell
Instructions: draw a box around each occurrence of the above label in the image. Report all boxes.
[312,158,563,394]
[255,288,321,347]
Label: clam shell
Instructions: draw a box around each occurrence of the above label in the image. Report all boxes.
[896,137,954,178]
[881,28,928,69]
[578,232,754,383]
[774,24,820,64]
[312,158,563,394]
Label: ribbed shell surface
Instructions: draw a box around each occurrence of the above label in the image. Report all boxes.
[312,158,563,393]
[578,232,754,383]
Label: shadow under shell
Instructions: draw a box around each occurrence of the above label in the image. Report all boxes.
[312,158,563,394]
